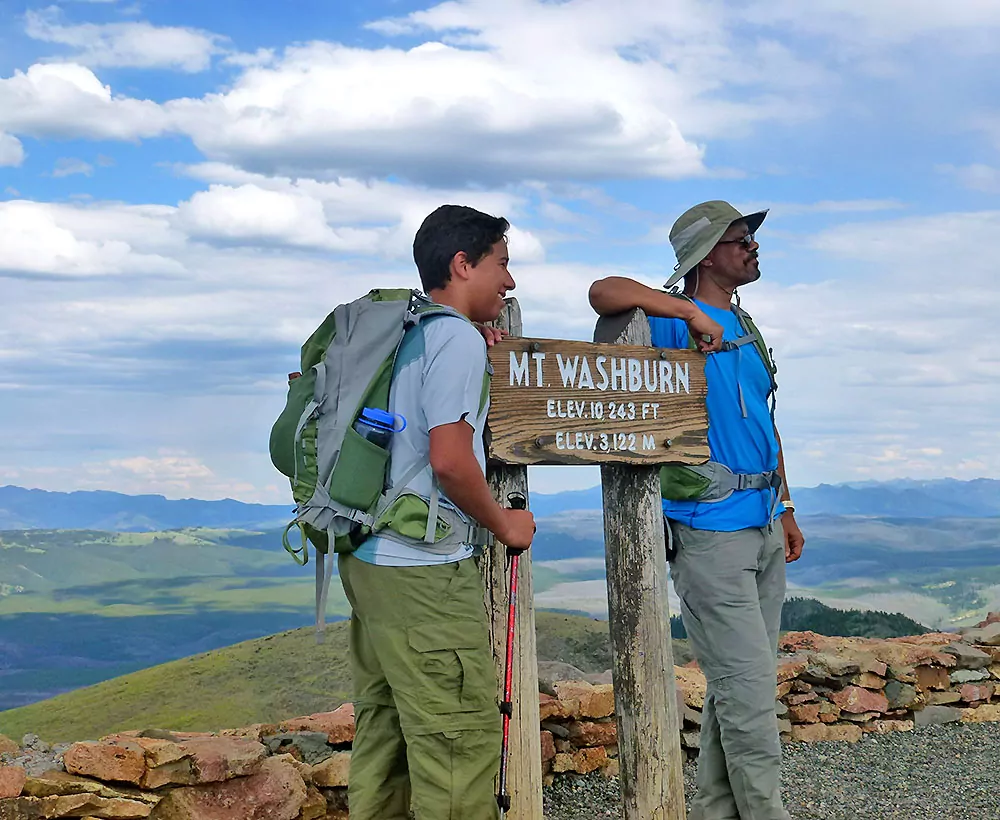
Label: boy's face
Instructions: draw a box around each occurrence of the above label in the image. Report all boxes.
[468,239,515,323]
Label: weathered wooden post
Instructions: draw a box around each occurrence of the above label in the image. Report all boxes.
[484,297,544,820]
[594,308,686,820]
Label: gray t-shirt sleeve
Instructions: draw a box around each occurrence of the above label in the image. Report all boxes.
[421,318,488,431]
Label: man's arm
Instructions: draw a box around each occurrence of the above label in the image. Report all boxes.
[429,421,535,550]
[588,276,723,352]
[775,430,804,563]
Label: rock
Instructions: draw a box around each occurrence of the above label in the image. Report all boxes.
[0,766,26,799]
[790,724,829,742]
[961,704,1000,723]
[928,690,963,705]
[571,747,607,775]
[790,680,814,694]
[540,732,555,765]
[808,652,861,678]
[0,736,19,756]
[0,794,152,818]
[22,770,159,805]
[279,704,355,746]
[852,672,887,690]
[788,704,821,724]
[862,659,889,677]
[914,705,963,727]
[674,667,707,709]
[840,711,880,723]
[990,664,1000,680]
[139,737,266,790]
[310,752,351,789]
[884,680,920,710]
[776,681,793,699]
[299,786,327,820]
[960,622,1000,647]
[538,661,586,692]
[567,721,617,747]
[65,741,147,786]
[683,706,702,727]
[551,753,573,774]
[582,685,615,719]
[888,665,918,685]
[776,719,792,735]
[148,757,306,820]
[262,733,332,765]
[774,701,788,718]
[830,686,889,714]
[787,693,819,706]
[681,731,701,750]
[942,643,992,670]
[584,669,614,686]
[825,725,863,743]
[914,665,950,692]
[538,693,575,721]
[959,683,995,703]
[601,759,620,779]
[818,701,842,724]
[950,668,990,684]
[863,720,914,734]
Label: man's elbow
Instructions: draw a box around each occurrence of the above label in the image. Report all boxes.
[589,278,615,316]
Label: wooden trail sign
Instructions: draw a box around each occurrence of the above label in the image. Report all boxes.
[487,337,708,466]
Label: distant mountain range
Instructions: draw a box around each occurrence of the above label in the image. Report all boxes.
[2,477,998,531]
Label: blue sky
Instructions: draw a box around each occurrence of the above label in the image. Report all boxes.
[1,0,999,501]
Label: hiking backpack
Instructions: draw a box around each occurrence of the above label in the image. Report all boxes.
[269,288,492,640]
[658,291,784,509]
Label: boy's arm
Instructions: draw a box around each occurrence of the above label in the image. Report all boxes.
[588,276,724,352]
[429,421,535,550]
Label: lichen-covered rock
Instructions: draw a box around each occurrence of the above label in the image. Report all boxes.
[147,757,306,820]
[64,741,146,786]
[0,766,26,799]
[310,752,351,789]
[830,686,889,714]
[279,704,354,746]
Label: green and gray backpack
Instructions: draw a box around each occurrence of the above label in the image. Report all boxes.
[658,291,784,508]
[269,288,492,640]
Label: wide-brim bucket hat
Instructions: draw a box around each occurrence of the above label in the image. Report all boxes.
[664,200,768,290]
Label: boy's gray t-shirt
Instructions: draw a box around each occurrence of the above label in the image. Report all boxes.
[352,314,489,567]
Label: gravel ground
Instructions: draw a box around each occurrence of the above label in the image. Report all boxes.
[543,722,1000,820]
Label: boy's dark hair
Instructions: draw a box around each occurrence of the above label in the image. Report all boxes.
[413,205,510,293]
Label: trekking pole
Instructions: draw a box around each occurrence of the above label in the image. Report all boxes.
[497,491,529,817]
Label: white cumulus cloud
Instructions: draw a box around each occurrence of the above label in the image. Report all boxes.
[0,133,24,166]
[25,10,226,72]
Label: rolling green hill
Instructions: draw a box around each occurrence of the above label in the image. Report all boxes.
[0,612,618,744]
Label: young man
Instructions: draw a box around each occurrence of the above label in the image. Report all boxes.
[339,205,536,820]
[589,201,805,820]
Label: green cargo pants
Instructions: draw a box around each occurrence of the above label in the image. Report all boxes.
[669,521,790,820]
[339,553,501,820]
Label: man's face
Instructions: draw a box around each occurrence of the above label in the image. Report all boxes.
[468,239,515,323]
[706,220,760,288]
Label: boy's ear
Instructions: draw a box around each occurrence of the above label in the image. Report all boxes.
[449,251,473,282]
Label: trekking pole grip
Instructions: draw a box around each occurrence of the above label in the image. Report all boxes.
[505,492,530,556]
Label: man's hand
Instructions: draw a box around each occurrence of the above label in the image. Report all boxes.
[782,511,804,563]
[687,309,724,353]
[496,509,535,552]
[474,324,506,347]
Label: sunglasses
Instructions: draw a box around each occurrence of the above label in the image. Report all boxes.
[716,232,755,249]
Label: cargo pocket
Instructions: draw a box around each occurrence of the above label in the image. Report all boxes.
[328,427,389,511]
[407,621,494,714]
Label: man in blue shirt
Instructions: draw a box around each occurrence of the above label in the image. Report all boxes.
[590,200,805,820]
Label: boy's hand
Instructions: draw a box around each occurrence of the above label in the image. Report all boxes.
[475,323,506,347]
[497,509,535,552]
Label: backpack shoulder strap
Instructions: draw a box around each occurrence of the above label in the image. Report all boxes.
[731,303,778,384]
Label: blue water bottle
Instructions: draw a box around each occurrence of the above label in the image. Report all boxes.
[353,408,406,449]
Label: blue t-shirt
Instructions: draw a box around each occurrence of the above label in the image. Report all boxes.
[649,300,783,531]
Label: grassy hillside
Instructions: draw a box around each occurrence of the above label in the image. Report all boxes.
[0,611,623,744]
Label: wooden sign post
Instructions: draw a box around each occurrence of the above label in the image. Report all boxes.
[594,308,689,820]
[485,302,705,820]
[484,299,544,820]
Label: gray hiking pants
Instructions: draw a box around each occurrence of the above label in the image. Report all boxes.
[669,520,790,820]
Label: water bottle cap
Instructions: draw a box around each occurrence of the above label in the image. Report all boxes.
[360,407,395,430]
